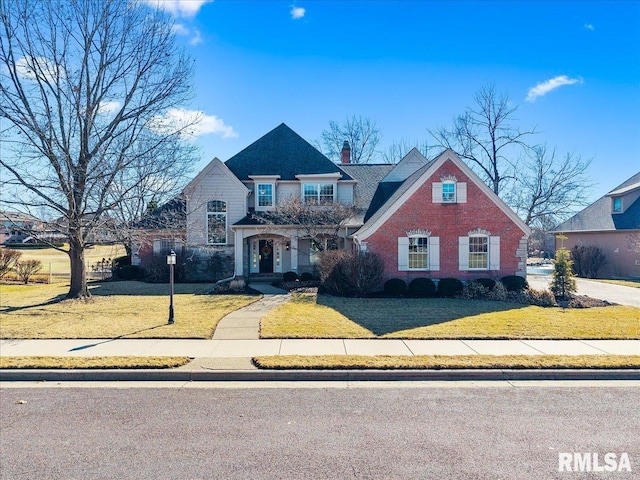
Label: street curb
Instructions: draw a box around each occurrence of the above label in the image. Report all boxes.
[2,369,640,382]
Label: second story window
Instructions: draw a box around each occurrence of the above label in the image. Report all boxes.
[613,197,622,213]
[442,182,456,203]
[303,183,334,204]
[257,184,273,208]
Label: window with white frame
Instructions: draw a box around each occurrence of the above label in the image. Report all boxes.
[207,200,227,244]
[442,182,456,203]
[303,183,334,204]
[257,183,274,208]
[408,236,429,269]
[468,235,488,269]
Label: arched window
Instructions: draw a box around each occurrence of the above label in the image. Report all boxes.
[207,200,227,245]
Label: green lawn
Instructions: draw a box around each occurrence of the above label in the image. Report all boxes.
[260,293,640,339]
[0,281,259,339]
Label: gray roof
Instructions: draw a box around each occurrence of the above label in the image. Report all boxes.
[555,172,640,232]
[338,164,395,210]
[224,123,352,181]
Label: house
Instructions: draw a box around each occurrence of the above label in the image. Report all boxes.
[177,123,530,284]
[553,172,640,278]
[1,211,41,244]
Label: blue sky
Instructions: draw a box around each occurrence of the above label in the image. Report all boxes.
[148,0,640,202]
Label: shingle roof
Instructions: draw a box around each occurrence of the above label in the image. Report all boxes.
[224,123,352,181]
[338,164,395,210]
[555,172,640,232]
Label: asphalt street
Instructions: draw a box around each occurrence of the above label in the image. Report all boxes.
[1,385,638,479]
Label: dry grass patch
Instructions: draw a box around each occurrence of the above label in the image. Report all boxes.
[253,355,640,370]
[260,293,640,339]
[0,356,190,369]
[0,281,259,339]
[596,279,640,289]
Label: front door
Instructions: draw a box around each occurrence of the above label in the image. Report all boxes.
[259,239,274,273]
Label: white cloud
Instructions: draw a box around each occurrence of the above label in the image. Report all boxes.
[584,23,595,31]
[149,108,238,139]
[16,56,64,82]
[525,75,583,102]
[172,23,190,35]
[189,29,203,46]
[290,6,305,19]
[142,0,212,18]
[98,101,121,114]
[172,23,202,45]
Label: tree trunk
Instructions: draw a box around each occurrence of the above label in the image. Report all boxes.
[67,239,90,299]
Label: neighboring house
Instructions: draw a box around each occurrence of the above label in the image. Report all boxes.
[131,197,186,267]
[178,123,530,284]
[553,173,640,278]
[1,211,41,244]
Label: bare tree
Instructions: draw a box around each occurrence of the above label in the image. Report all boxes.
[380,138,434,164]
[508,145,593,227]
[254,197,358,251]
[0,0,196,298]
[317,115,381,164]
[430,84,536,195]
[0,248,22,279]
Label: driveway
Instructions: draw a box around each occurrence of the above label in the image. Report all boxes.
[527,274,640,307]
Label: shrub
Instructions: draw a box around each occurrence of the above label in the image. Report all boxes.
[384,278,407,296]
[571,245,606,278]
[145,254,185,283]
[112,255,131,268]
[15,259,42,284]
[550,248,576,298]
[320,251,384,297]
[300,272,314,282]
[500,275,529,292]
[116,265,143,280]
[437,278,463,297]
[407,278,437,298]
[462,281,487,299]
[486,281,508,301]
[0,248,22,279]
[283,271,299,282]
[475,278,496,291]
[206,253,234,281]
[515,288,557,307]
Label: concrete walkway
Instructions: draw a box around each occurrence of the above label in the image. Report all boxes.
[2,338,638,358]
[527,274,640,307]
[212,283,290,340]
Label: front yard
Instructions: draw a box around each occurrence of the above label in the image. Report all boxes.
[260,293,640,339]
[0,281,259,339]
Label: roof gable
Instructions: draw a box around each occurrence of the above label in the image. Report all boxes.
[182,157,248,196]
[224,123,352,181]
[355,149,530,240]
[381,148,430,183]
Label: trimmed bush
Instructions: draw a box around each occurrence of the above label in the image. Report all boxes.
[300,272,314,282]
[475,278,496,291]
[407,278,437,298]
[462,281,487,299]
[437,278,463,297]
[500,275,529,292]
[116,265,143,280]
[283,271,299,282]
[384,278,407,296]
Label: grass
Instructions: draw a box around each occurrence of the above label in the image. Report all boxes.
[0,281,259,339]
[253,355,640,370]
[596,279,640,289]
[260,293,640,339]
[0,356,191,369]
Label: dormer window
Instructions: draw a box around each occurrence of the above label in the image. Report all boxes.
[249,175,280,211]
[612,197,622,213]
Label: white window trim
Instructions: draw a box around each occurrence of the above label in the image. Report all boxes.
[459,235,500,271]
[442,181,456,203]
[255,182,275,211]
[468,234,489,270]
[301,182,337,204]
[432,182,467,204]
[206,200,227,245]
[398,235,440,271]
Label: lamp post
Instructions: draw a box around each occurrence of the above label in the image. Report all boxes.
[167,250,176,325]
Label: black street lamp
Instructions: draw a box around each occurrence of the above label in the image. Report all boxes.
[167,250,176,325]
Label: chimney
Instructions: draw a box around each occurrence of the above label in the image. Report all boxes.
[341,140,351,164]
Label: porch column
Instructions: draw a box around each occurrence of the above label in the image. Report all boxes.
[290,236,298,272]
[234,229,244,276]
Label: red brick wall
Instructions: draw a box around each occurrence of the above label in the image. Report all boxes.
[365,160,525,283]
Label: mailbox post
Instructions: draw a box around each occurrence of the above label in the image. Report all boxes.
[167,250,176,325]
